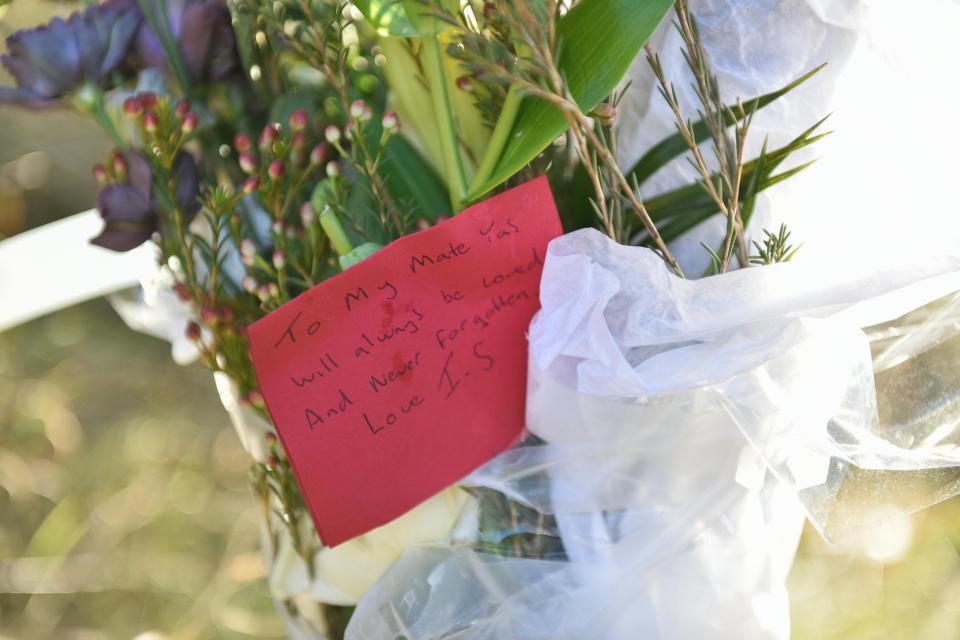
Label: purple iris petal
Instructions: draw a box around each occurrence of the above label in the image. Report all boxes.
[76,1,140,80]
[0,0,140,107]
[91,151,201,252]
[172,152,202,220]
[179,1,237,81]
[89,224,156,252]
[98,182,153,224]
[124,150,155,202]
[7,18,80,95]
[135,0,239,82]
[0,86,59,109]
[72,13,107,82]
[92,180,157,251]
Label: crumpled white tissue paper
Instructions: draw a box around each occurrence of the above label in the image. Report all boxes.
[346,228,960,639]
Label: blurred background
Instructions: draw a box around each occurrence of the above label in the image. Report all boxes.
[0,4,285,639]
[2,2,960,639]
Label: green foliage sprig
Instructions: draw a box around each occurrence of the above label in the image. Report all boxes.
[638,0,825,274]
[750,224,802,265]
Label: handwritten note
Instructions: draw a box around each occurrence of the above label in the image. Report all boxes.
[248,177,563,546]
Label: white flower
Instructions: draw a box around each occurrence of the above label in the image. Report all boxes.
[268,486,473,606]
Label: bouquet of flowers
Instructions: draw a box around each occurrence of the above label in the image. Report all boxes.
[5,0,960,638]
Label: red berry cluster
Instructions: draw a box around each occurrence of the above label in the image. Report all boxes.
[91,149,132,186]
[122,92,199,151]
[178,281,244,347]
[233,109,333,196]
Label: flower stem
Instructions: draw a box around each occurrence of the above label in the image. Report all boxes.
[86,92,128,151]
[423,34,467,212]
[136,0,193,98]
[467,84,522,201]
[319,206,353,258]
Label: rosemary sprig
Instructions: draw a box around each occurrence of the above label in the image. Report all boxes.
[644,0,756,274]
[750,224,802,265]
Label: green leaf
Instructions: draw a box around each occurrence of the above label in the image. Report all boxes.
[467,0,675,201]
[353,0,419,36]
[381,135,451,221]
[310,180,337,217]
[549,161,597,232]
[319,207,355,256]
[353,0,458,37]
[739,139,769,229]
[339,242,383,270]
[635,116,830,244]
[401,0,459,36]
[629,64,826,186]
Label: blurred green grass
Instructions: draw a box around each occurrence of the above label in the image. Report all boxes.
[0,301,285,639]
[791,506,960,639]
[0,1,286,635]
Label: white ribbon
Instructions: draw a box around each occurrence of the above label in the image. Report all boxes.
[0,210,157,332]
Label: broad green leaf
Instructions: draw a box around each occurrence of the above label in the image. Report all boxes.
[379,34,486,199]
[635,117,830,244]
[467,0,675,201]
[319,205,356,255]
[353,0,419,37]
[549,162,596,232]
[440,32,487,177]
[401,0,459,36]
[381,135,451,221]
[354,0,458,37]
[310,180,336,217]
[630,64,825,186]
[379,38,446,177]
[739,139,770,230]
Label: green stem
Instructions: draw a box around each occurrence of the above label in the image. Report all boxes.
[319,207,354,257]
[87,93,128,151]
[423,35,467,212]
[136,0,193,98]
[159,177,199,290]
[467,84,522,201]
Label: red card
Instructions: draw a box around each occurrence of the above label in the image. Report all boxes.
[248,177,562,546]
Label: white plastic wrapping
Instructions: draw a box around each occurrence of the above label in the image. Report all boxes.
[347,230,960,639]
[109,265,201,366]
[524,231,960,536]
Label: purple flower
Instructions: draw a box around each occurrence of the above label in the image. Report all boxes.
[0,0,140,108]
[92,151,201,251]
[135,0,240,82]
